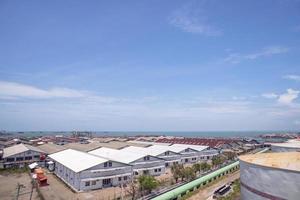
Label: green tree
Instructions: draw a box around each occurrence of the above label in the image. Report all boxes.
[212,156,224,168]
[200,162,211,172]
[192,163,201,174]
[171,163,184,182]
[138,175,159,195]
[183,166,196,181]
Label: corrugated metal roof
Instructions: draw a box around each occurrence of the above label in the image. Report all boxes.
[89,147,148,164]
[122,145,179,157]
[49,149,108,173]
[170,144,209,152]
[3,144,44,158]
[37,143,67,154]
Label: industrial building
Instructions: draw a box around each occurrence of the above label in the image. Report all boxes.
[1,143,45,168]
[121,145,181,167]
[49,149,132,191]
[89,147,166,176]
[169,144,219,162]
[239,152,300,200]
[270,139,300,152]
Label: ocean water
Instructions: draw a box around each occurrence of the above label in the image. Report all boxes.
[7,130,295,138]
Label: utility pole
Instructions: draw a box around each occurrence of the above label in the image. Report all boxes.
[15,183,25,200]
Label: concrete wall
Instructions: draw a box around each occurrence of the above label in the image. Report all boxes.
[131,156,165,176]
[157,151,182,166]
[240,160,300,200]
[198,149,220,161]
[179,148,200,164]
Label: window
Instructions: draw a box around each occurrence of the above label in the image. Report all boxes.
[108,162,112,167]
[118,177,122,181]
[154,169,157,172]
[34,155,40,159]
[104,162,107,167]
[158,168,161,172]
[25,156,32,160]
[143,156,150,161]
[16,157,23,161]
[103,179,111,185]
[185,149,189,152]
[185,159,188,163]
[26,151,32,154]
[85,181,90,186]
[134,171,138,175]
[124,176,127,180]
[165,163,169,167]
[192,158,196,161]
[164,151,169,155]
[65,173,68,177]
[92,180,96,185]
[6,158,15,162]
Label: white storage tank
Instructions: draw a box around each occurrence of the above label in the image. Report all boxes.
[239,152,300,200]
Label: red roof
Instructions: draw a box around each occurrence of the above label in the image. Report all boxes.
[156,138,238,148]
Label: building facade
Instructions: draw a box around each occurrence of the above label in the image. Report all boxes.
[49,149,132,191]
[89,147,166,176]
[1,144,45,168]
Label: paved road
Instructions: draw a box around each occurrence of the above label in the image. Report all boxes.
[187,170,240,200]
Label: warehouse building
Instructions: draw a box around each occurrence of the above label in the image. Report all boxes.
[170,144,219,161]
[239,152,300,200]
[89,147,165,176]
[1,143,45,168]
[270,139,300,152]
[49,149,132,191]
[121,145,181,167]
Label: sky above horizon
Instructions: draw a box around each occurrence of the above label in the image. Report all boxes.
[0,0,300,131]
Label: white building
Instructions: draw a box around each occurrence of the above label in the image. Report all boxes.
[161,144,208,163]
[239,152,300,200]
[121,145,181,167]
[49,149,132,191]
[170,144,219,161]
[89,147,165,176]
[1,143,45,168]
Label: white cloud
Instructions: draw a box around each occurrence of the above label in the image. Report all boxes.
[0,81,88,99]
[168,4,222,36]
[278,88,299,105]
[224,46,289,64]
[262,93,278,99]
[283,75,300,82]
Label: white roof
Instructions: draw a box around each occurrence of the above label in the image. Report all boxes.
[49,149,108,173]
[3,143,44,158]
[29,162,38,169]
[122,145,178,156]
[170,144,209,152]
[89,147,149,164]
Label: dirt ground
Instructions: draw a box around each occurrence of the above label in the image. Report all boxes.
[187,171,240,200]
[39,171,128,200]
[0,172,40,200]
[39,168,175,200]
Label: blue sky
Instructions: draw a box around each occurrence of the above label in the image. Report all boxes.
[0,0,300,131]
